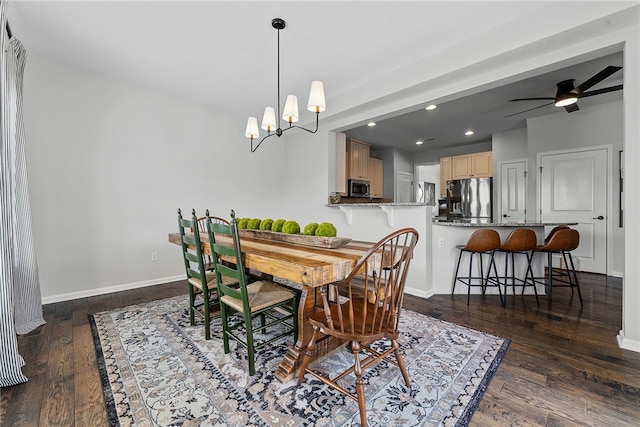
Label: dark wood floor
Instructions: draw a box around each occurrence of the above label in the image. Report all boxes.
[2,273,639,426]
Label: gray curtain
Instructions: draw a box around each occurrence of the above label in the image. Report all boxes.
[1,0,45,387]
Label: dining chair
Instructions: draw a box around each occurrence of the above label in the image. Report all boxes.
[197,215,229,271]
[178,209,239,340]
[296,228,419,427]
[207,209,299,376]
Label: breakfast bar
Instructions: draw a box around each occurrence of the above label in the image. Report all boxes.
[431,221,577,297]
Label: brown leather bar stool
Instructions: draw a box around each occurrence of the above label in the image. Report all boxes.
[452,229,504,306]
[495,228,539,306]
[544,225,569,244]
[530,228,582,305]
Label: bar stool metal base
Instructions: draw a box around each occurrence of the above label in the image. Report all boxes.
[495,250,539,306]
[530,250,583,305]
[452,249,504,307]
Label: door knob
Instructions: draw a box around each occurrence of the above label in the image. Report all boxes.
[592,215,604,220]
[502,214,510,217]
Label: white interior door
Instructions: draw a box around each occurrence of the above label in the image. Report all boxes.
[396,171,414,203]
[539,148,608,274]
[499,160,527,222]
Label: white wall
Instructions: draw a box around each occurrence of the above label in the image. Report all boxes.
[527,101,624,276]
[24,54,285,302]
[492,128,527,163]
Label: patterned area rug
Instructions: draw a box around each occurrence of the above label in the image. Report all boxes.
[89,295,509,426]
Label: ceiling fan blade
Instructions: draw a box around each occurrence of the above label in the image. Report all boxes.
[574,66,622,94]
[504,101,554,118]
[580,84,623,98]
[564,103,579,113]
[509,97,555,102]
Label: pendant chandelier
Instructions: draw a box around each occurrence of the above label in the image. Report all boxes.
[245,18,326,152]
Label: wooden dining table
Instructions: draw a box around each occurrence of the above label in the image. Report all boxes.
[168,231,379,382]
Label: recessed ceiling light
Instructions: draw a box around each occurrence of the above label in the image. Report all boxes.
[425,104,437,111]
[465,130,474,136]
[416,140,424,145]
[367,122,376,127]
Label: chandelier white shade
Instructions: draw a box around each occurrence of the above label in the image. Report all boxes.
[282,95,299,123]
[307,81,326,112]
[245,18,326,152]
[245,117,259,139]
[261,107,276,131]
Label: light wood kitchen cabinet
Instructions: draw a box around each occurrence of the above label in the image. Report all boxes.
[440,156,452,197]
[347,139,370,180]
[451,151,493,179]
[470,151,493,177]
[335,133,347,195]
[369,158,383,198]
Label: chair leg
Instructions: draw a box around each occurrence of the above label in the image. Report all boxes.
[452,250,463,294]
[547,251,553,304]
[188,286,196,327]
[510,252,516,295]
[467,251,473,305]
[351,341,368,427]
[525,252,539,306]
[245,312,256,376]
[501,251,509,298]
[220,302,231,354]
[479,252,486,294]
[260,313,266,334]
[392,339,411,387]
[566,252,583,306]
[489,252,504,307]
[297,327,320,386]
[203,288,211,340]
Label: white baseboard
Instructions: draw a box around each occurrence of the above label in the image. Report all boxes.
[610,271,623,278]
[405,286,435,300]
[617,330,640,353]
[41,275,186,305]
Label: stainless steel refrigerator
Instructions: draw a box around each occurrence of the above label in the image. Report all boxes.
[446,178,493,223]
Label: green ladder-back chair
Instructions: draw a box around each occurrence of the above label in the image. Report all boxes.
[206,209,299,376]
[177,208,238,340]
[197,215,230,271]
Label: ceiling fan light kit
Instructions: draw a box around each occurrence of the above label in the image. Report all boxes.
[509,65,622,116]
[245,18,326,153]
[554,80,579,107]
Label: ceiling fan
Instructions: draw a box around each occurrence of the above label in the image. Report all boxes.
[506,65,623,117]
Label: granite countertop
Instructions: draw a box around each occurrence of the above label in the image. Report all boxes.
[433,220,577,227]
[328,202,427,207]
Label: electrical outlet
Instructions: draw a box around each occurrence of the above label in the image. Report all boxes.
[151,252,159,262]
[438,238,445,248]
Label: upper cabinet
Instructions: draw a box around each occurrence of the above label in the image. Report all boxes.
[470,151,493,177]
[369,158,384,198]
[451,151,493,179]
[439,157,452,198]
[347,139,370,180]
[441,151,493,197]
[335,133,347,195]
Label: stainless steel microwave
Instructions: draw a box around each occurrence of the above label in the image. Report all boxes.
[348,179,370,198]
